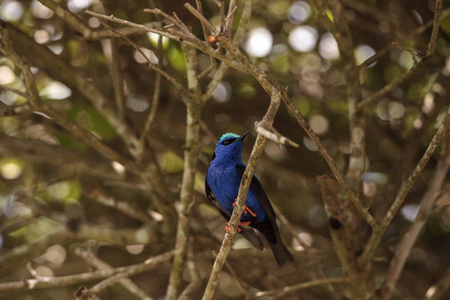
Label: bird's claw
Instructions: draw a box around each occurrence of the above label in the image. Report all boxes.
[232,199,257,217]
[225,221,251,233]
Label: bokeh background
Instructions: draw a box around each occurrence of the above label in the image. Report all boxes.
[0,0,449,299]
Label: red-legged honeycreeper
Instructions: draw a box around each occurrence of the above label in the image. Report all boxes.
[205,131,294,266]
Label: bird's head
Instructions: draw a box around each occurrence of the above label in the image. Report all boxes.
[212,131,250,163]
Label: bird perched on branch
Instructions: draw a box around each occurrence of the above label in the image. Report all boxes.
[205,131,293,266]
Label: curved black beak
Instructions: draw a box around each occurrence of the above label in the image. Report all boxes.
[234,130,250,143]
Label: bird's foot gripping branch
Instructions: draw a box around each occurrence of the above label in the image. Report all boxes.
[224,221,251,233]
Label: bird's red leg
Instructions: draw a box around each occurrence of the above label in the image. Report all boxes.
[232,199,257,217]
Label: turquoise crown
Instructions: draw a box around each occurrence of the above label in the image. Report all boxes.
[220,132,240,141]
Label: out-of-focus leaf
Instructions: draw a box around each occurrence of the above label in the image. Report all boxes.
[161,151,184,173]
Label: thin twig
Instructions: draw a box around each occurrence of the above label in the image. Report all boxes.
[184,3,219,35]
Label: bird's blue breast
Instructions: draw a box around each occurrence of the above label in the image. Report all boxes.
[206,161,267,223]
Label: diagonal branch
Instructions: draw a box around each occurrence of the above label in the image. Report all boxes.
[202,89,282,300]
[358,107,449,268]
[381,138,450,299]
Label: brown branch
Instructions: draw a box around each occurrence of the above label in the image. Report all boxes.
[358,108,449,268]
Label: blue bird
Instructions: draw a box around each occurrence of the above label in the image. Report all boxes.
[205,131,294,266]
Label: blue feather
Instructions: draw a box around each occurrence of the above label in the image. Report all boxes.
[205,131,294,266]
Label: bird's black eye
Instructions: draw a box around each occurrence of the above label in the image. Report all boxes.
[222,138,235,146]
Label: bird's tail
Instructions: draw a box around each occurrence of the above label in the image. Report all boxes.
[256,221,294,266]
[268,240,294,267]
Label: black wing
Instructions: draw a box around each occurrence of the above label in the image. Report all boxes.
[236,164,294,266]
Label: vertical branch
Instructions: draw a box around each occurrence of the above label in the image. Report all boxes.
[165,43,202,300]
[202,90,282,300]
[109,38,125,121]
[427,0,443,57]
[318,175,370,298]
[317,0,365,192]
